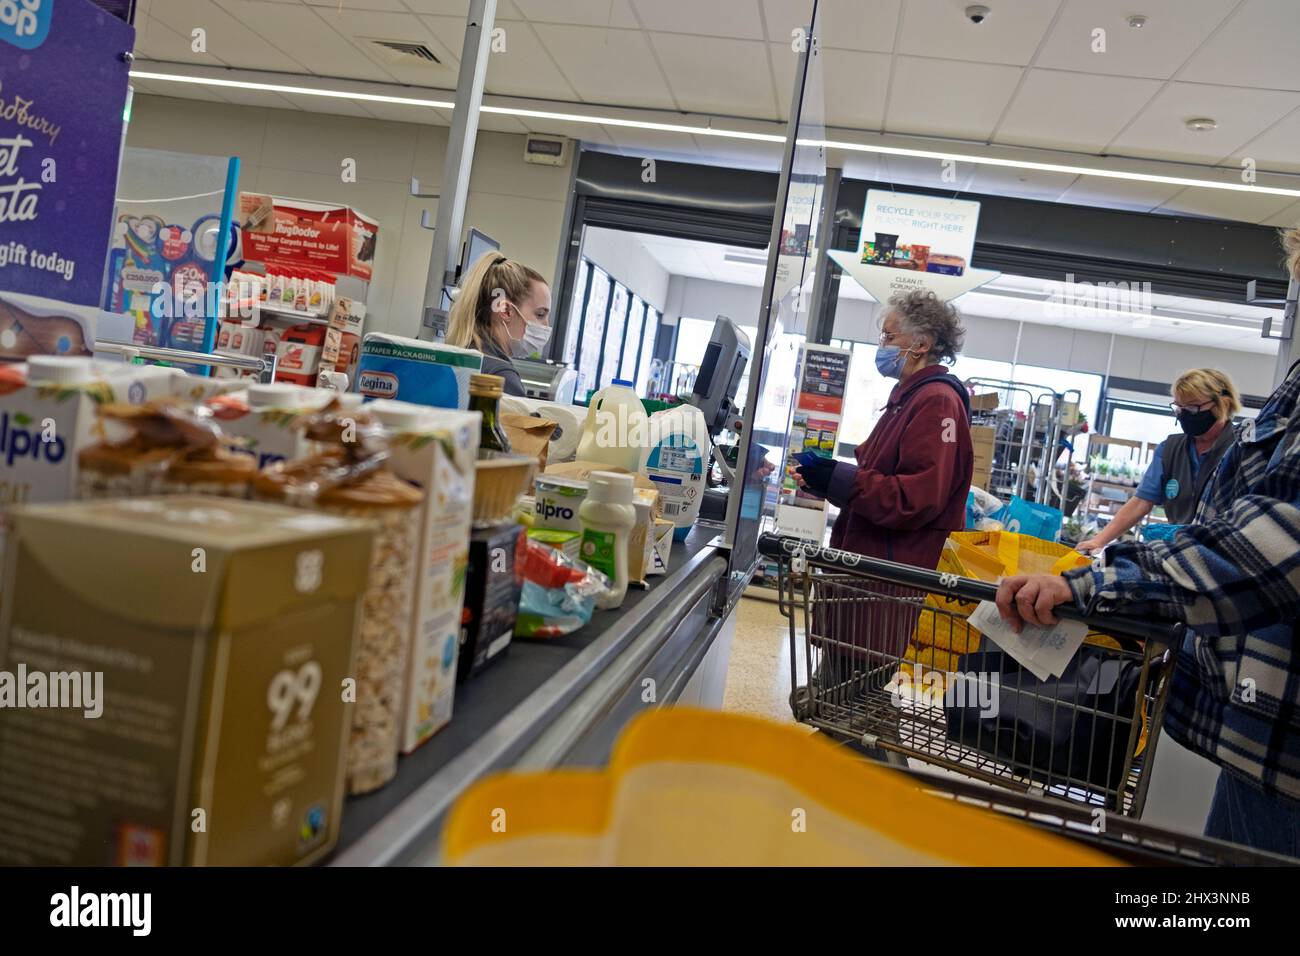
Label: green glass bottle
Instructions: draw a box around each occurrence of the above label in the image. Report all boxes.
[469,372,512,455]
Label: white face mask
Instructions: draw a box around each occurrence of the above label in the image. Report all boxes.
[504,302,550,359]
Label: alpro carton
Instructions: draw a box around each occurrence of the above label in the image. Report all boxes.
[0,358,175,547]
[368,400,479,753]
[0,496,373,866]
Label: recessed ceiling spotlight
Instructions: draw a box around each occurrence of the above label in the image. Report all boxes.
[1185,117,1218,132]
[1127,14,1148,28]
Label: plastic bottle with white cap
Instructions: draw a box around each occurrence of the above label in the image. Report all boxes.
[579,470,637,610]
[26,356,95,386]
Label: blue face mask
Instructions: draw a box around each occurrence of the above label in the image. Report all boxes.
[875,345,910,379]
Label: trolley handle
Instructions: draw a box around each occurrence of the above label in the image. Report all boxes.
[757,533,1183,645]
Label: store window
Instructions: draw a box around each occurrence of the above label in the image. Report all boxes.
[1104,400,1175,457]
[566,259,663,400]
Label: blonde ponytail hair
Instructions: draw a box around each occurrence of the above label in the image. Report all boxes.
[446,252,546,352]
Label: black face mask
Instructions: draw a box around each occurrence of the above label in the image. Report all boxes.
[1177,407,1217,437]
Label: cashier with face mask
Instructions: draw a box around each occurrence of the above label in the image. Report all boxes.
[1076,368,1240,553]
[446,252,553,397]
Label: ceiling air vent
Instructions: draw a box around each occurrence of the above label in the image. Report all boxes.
[367,39,441,64]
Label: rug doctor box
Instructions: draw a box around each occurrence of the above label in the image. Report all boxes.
[0,496,373,867]
[356,333,483,410]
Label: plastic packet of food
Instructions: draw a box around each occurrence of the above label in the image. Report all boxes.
[515,535,612,639]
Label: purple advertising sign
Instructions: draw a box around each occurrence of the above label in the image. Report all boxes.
[0,0,134,344]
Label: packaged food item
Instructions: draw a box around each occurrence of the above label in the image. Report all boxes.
[367,399,480,753]
[0,495,372,865]
[579,471,636,610]
[526,526,581,562]
[469,373,512,454]
[78,400,256,499]
[515,537,611,639]
[648,518,674,576]
[871,232,898,264]
[533,474,588,532]
[356,332,483,410]
[254,407,423,794]
[0,357,175,554]
[628,487,658,585]
[210,382,333,469]
[926,254,966,276]
[459,522,525,683]
[276,323,327,387]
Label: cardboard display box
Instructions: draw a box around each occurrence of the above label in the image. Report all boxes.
[0,496,372,866]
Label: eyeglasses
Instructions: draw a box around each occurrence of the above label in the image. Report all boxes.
[878,331,908,347]
[1169,400,1213,414]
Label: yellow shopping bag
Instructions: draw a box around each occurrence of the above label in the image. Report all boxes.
[441,709,1122,866]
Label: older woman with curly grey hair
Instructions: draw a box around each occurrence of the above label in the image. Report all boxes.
[797,289,973,570]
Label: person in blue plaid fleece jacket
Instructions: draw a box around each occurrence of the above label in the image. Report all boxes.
[996,229,1300,859]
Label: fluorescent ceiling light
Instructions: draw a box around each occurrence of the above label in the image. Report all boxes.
[130,70,1300,199]
[804,137,1300,198]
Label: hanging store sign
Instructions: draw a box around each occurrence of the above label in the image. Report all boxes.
[828,189,999,304]
[0,0,134,358]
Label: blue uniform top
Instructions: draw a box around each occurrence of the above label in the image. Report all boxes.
[1134,438,1206,504]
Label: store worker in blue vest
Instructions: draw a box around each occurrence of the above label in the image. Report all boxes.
[1076,368,1240,553]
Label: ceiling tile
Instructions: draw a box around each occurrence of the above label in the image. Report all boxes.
[1037,0,1236,79]
[886,57,1022,140]
[1156,187,1298,225]
[1264,199,1300,228]
[1226,107,1300,177]
[649,33,779,120]
[212,0,398,82]
[761,0,902,53]
[147,0,312,72]
[994,69,1161,152]
[1107,82,1300,166]
[302,0,412,11]
[963,165,1077,202]
[897,0,1059,66]
[511,0,640,27]
[1180,0,1300,92]
[771,45,890,129]
[135,3,232,66]
[421,16,580,100]
[1055,175,1182,213]
[316,8,463,87]
[533,23,675,109]
[631,0,765,41]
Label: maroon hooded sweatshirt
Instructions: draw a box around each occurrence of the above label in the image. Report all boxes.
[826,364,973,570]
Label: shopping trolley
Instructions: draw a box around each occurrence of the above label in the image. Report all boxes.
[759,533,1184,819]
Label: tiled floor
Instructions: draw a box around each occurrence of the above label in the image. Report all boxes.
[721,592,812,731]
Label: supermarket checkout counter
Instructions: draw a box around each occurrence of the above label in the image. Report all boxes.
[330,524,730,865]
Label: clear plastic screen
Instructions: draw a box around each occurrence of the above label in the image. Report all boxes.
[723,0,826,593]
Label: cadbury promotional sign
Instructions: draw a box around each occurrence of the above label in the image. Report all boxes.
[0,0,134,358]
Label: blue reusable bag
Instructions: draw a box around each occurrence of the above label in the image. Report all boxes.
[994,496,1063,542]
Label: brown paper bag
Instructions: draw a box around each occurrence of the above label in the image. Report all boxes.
[502,413,557,469]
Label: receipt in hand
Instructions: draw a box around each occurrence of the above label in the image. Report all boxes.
[967,600,1089,680]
